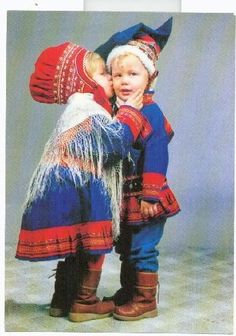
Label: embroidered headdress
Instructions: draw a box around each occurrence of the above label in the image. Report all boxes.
[29,42,111,112]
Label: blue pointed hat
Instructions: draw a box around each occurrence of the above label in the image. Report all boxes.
[95,17,172,75]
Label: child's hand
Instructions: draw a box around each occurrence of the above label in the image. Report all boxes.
[140,200,159,218]
[125,89,143,110]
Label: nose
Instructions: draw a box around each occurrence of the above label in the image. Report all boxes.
[120,75,129,84]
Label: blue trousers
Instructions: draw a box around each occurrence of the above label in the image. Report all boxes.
[115,219,165,272]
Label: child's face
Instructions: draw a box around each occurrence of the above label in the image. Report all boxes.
[92,62,114,98]
[111,54,149,102]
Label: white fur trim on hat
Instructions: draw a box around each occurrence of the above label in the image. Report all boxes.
[107,45,156,76]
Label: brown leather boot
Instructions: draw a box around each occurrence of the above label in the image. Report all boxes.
[49,256,77,317]
[113,272,159,321]
[69,269,115,322]
[103,260,135,306]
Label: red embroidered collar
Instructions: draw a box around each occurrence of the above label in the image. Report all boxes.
[143,90,154,105]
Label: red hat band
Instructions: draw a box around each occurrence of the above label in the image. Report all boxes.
[128,35,161,64]
[136,35,161,56]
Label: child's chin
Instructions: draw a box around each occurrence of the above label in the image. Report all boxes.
[121,95,130,101]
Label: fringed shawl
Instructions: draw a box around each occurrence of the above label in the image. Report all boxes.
[24,92,123,238]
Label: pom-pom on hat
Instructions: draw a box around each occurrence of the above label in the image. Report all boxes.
[29,41,112,112]
[95,17,173,77]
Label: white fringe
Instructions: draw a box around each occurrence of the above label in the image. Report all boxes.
[24,93,124,239]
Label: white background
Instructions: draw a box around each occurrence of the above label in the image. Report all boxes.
[84,0,180,11]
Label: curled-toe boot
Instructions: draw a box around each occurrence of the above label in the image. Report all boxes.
[69,269,115,322]
[113,272,159,321]
[49,256,77,317]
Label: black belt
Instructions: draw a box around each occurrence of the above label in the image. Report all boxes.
[123,177,142,193]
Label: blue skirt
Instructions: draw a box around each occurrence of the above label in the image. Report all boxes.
[16,168,113,261]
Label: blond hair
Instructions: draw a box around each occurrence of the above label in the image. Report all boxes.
[111,52,156,88]
[85,52,105,78]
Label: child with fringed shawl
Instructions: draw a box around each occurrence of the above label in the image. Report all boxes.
[15,41,146,322]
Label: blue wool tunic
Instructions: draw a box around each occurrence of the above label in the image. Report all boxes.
[15,94,143,261]
[120,91,180,226]
[117,91,180,272]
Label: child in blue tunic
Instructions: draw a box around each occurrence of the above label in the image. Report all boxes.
[15,41,146,322]
[96,18,180,320]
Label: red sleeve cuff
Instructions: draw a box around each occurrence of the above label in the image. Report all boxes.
[142,172,166,200]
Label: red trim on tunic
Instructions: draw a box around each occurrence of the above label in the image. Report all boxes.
[143,172,165,186]
[116,106,143,141]
[16,220,113,260]
[164,116,174,139]
[142,173,181,216]
[143,93,154,105]
[143,91,174,139]
[121,195,166,224]
[142,172,165,199]
[140,115,152,139]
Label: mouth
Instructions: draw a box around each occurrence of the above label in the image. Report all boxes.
[120,89,132,96]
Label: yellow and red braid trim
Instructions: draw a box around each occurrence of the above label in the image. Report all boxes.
[116,105,144,141]
[16,220,113,261]
[142,172,166,199]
